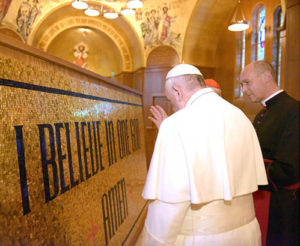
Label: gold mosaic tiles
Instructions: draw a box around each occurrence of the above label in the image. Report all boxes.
[0,49,147,245]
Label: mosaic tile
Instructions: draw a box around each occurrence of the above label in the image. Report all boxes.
[0,49,147,245]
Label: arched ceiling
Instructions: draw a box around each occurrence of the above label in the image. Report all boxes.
[183,0,236,67]
[29,2,144,71]
[1,0,241,71]
[147,45,179,66]
[35,16,133,71]
[47,26,123,77]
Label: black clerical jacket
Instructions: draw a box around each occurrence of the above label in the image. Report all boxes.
[253,91,299,246]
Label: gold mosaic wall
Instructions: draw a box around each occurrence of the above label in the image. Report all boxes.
[0,42,148,245]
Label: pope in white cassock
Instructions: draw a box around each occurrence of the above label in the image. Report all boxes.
[138,64,268,246]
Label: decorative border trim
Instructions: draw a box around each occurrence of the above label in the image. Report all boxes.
[0,78,142,107]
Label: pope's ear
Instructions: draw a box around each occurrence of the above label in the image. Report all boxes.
[173,85,182,98]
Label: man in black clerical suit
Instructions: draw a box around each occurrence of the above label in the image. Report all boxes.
[240,60,299,246]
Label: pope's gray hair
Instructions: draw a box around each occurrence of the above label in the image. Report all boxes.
[170,74,206,91]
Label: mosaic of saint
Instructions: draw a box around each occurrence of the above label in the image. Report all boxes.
[16,0,41,40]
[140,5,181,49]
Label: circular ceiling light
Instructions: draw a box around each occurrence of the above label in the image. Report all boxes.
[84,8,100,17]
[103,12,119,19]
[127,0,143,9]
[120,8,136,16]
[72,0,88,10]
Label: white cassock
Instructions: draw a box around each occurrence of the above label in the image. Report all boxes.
[138,88,268,246]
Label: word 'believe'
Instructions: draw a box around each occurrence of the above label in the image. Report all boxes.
[14,119,141,215]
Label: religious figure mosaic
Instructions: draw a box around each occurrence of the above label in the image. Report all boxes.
[16,0,41,40]
[73,42,89,68]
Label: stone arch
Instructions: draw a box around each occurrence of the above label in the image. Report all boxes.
[34,16,133,71]
[146,45,179,67]
[27,1,143,70]
[0,26,24,42]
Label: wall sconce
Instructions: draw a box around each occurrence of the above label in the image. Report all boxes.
[228,0,249,31]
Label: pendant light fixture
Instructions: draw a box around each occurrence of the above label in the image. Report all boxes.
[228,0,249,31]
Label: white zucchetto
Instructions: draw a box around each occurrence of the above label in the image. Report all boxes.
[166,64,202,79]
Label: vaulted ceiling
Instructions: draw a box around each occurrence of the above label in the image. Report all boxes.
[0,0,238,75]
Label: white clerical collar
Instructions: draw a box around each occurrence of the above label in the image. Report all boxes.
[186,88,214,106]
[261,90,283,106]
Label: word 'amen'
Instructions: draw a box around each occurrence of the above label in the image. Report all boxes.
[102,178,128,245]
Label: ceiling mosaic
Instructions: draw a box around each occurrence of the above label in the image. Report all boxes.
[1,0,247,73]
[0,0,197,57]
